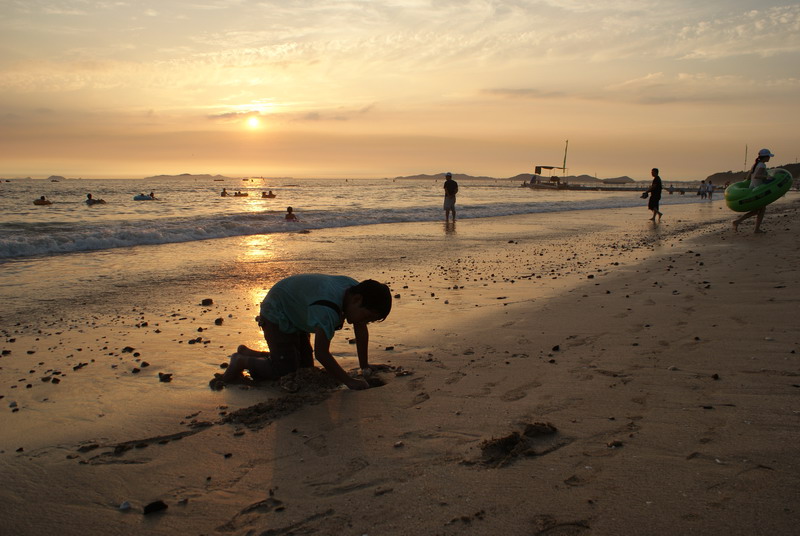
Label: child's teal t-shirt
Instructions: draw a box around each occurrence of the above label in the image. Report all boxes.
[260,274,357,341]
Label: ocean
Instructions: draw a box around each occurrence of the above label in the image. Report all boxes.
[1,176,707,319]
[1,176,706,259]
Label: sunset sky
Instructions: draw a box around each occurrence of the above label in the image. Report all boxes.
[1,1,798,180]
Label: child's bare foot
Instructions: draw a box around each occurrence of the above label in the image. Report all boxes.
[209,373,225,390]
[732,221,739,232]
[220,353,250,383]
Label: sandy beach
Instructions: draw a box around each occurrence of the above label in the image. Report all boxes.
[2,197,799,535]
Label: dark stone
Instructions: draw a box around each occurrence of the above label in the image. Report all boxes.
[143,500,168,515]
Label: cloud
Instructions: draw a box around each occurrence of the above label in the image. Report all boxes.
[481,88,566,99]
[604,71,800,105]
[291,104,378,122]
[208,110,260,122]
[672,5,800,60]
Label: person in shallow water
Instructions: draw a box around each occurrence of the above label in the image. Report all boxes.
[443,172,458,222]
[85,193,106,205]
[211,274,392,391]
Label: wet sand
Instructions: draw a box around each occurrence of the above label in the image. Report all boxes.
[2,197,799,535]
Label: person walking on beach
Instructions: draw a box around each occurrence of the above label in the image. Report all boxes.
[697,181,707,199]
[706,182,715,200]
[732,148,774,234]
[645,168,663,222]
[211,274,392,391]
[443,172,458,222]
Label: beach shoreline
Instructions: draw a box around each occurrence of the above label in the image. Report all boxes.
[2,199,799,535]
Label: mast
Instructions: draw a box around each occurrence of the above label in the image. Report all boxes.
[563,139,569,177]
[744,145,748,170]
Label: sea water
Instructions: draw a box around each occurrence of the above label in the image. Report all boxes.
[0,176,705,259]
[0,176,705,318]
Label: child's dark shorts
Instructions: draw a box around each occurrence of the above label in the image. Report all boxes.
[256,316,314,378]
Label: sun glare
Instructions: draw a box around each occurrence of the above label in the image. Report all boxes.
[247,116,261,129]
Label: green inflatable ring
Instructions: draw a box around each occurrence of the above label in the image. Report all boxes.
[724,168,794,213]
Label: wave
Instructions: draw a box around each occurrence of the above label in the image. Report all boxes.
[0,195,702,260]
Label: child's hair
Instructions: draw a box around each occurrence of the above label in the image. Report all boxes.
[350,279,392,321]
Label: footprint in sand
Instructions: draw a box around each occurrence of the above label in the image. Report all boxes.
[407,377,425,391]
[445,371,466,385]
[500,381,542,402]
[532,514,590,535]
[215,497,286,532]
[304,434,329,457]
[410,392,430,406]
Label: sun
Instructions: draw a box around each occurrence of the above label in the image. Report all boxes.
[246,116,261,129]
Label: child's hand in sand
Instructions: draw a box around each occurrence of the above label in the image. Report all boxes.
[346,378,370,390]
[362,364,392,374]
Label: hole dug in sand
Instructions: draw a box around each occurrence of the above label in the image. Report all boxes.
[221,367,389,430]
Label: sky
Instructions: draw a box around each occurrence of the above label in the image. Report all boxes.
[1,0,798,180]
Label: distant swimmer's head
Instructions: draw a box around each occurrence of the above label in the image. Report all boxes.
[446,172,452,178]
[758,148,774,158]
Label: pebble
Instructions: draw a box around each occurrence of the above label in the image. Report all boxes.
[143,500,168,515]
[119,501,132,511]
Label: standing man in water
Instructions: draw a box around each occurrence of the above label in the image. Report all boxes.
[645,168,663,222]
[443,172,459,222]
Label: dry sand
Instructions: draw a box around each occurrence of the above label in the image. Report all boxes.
[1,197,799,535]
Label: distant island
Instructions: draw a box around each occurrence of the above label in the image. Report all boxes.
[393,172,635,184]
[706,162,800,185]
[143,173,234,181]
[395,164,800,185]
[4,164,798,184]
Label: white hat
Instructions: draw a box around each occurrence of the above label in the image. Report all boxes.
[758,148,774,157]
